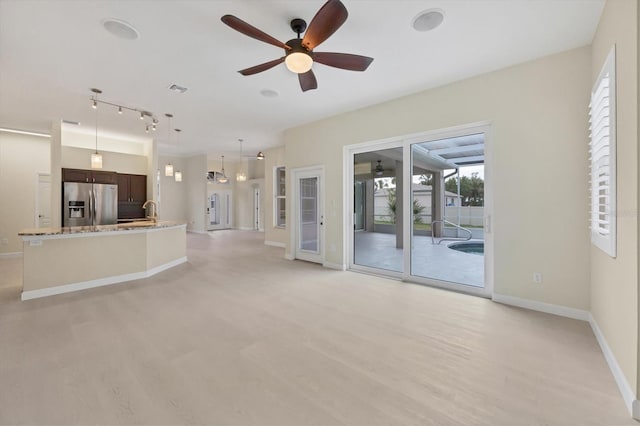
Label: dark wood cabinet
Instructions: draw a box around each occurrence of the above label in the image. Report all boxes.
[117,173,146,203]
[62,168,117,184]
[116,173,147,219]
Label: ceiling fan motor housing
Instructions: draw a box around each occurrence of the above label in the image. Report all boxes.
[290,18,307,36]
[285,38,312,56]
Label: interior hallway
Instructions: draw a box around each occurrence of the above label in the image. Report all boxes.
[0,231,633,425]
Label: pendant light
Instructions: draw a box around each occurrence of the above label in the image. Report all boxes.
[256,151,265,160]
[236,138,247,182]
[164,113,174,177]
[90,88,103,169]
[174,128,182,182]
[217,155,229,184]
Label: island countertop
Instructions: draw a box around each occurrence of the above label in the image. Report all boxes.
[19,220,183,238]
[20,221,187,300]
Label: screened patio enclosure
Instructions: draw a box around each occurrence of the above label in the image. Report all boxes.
[352,133,486,290]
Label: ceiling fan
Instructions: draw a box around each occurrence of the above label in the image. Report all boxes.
[221,0,374,92]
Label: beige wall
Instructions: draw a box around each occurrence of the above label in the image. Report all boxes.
[61,146,148,175]
[0,132,51,254]
[264,146,287,246]
[281,46,592,310]
[590,0,639,399]
[186,154,207,232]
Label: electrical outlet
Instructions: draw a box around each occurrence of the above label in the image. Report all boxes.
[533,272,543,284]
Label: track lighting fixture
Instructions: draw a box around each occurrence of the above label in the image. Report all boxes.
[89,92,159,133]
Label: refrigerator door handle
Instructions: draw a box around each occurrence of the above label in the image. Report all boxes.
[90,188,95,226]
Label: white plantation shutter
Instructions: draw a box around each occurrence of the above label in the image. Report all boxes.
[589,46,616,257]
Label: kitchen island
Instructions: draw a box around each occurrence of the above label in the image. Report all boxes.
[19,221,187,300]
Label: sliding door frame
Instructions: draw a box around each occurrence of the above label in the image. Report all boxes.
[344,121,494,298]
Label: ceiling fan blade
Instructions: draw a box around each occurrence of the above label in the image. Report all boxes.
[238,57,285,76]
[301,0,348,50]
[221,15,291,50]
[298,70,318,92]
[313,52,374,71]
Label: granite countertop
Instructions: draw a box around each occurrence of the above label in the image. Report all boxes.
[19,220,184,236]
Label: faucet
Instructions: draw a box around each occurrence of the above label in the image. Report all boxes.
[142,200,158,223]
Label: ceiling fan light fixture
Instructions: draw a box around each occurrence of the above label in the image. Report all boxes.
[375,160,384,177]
[285,51,313,74]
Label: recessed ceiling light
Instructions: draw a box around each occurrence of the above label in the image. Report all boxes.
[412,9,444,32]
[260,89,279,98]
[102,18,139,40]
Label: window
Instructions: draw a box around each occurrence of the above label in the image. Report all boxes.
[274,166,286,227]
[589,46,616,257]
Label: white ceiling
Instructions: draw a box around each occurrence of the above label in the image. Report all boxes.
[0,0,604,158]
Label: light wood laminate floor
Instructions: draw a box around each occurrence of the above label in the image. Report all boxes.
[0,231,633,425]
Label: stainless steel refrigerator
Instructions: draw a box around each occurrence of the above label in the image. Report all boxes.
[63,182,117,227]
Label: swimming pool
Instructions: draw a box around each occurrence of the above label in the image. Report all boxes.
[448,241,484,255]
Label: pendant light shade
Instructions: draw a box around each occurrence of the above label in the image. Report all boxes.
[217,155,229,184]
[174,128,182,182]
[90,88,103,169]
[91,153,103,169]
[164,113,174,176]
[256,151,265,160]
[236,138,247,182]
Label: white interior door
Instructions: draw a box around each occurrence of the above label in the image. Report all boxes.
[208,190,233,230]
[36,173,51,228]
[253,187,261,230]
[294,168,324,264]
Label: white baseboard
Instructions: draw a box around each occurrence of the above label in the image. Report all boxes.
[284,252,294,260]
[188,230,208,235]
[492,293,590,321]
[264,240,286,248]
[0,252,22,259]
[21,256,188,301]
[588,313,636,418]
[493,293,636,418]
[323,262,346,271]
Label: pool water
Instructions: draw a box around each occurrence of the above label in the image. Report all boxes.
[448,242,484,255]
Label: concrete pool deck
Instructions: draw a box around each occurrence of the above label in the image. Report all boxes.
[354,231,484,288]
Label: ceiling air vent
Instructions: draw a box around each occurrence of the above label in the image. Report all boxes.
[168,84,188,94]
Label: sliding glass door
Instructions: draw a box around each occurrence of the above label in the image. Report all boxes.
[349,126,490,295]
[353,148,404,274]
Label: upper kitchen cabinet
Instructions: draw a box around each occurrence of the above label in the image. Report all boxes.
[62,168,117,184]
[117,173,147,203]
